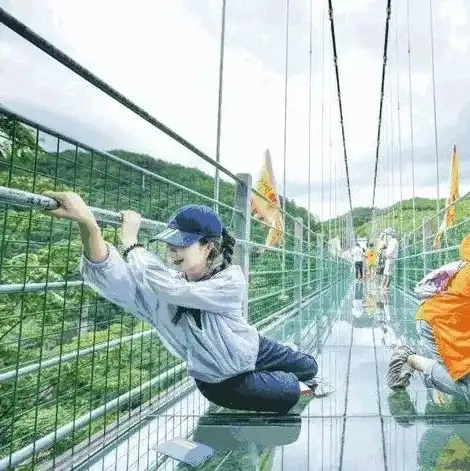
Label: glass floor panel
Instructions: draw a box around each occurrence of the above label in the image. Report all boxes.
[71,282,470,471]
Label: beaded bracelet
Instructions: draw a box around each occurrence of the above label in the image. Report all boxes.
[123,243,144,259]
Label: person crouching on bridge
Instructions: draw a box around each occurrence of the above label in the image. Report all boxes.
[387,234,470,407]
[41,191,332,415]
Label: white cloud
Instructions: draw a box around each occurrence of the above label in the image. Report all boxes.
[1,0,470,223]
[440,0,470,55]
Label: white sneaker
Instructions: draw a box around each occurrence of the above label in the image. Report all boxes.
[304,377,335,397]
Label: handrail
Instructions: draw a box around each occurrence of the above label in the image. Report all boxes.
[0,186,164,231]
[0,280,84,294]
[0,186,349,261]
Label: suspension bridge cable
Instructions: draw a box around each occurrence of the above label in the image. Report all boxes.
[214,0,227,210]
[329,62,333,243]
[394,13,404,236]
[406,0,417,231]
[371,0,392,210]
[328,63,333,245]
[389,80,396,223]
[429,0,440,214]
[281,0,290,295]
[385,90,391,227]
[327,0,353,215]
[334,147,338,248]
[308,0,313,285]
[321,4,326,242]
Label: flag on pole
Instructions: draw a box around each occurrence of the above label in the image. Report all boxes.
[433,144,459,249]
[250,149,284,248]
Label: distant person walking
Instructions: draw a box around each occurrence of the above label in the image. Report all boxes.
[382,228,399,289]
[352,243,365,281]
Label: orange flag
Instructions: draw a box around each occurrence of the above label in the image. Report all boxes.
[251,149,284,248]
[433,144,459,249]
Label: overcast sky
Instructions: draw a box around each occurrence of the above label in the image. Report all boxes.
[1,0,469,220]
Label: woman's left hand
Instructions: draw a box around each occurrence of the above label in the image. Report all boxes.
[120,210,142,248]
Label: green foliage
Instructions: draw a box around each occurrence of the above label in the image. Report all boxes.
[332,195,470,242]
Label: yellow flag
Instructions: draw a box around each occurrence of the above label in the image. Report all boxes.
[265,212,284,248]
[251,149,284,247]
[433,144,459,249]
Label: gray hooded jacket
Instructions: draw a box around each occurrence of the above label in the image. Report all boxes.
[79,244,260,383]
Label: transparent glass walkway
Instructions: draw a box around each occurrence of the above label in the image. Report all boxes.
[63,282,470,471]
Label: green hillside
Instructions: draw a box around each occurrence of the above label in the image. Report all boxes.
[352,197,470,239]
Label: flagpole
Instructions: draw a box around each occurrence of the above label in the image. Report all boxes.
[432,144,459,249]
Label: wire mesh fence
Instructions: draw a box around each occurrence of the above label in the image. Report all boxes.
[0,108,351,469]
[394,193,470,294]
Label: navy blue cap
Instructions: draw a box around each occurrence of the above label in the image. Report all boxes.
[152,205,223,247]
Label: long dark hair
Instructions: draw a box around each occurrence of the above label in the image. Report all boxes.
[172,227,236,326]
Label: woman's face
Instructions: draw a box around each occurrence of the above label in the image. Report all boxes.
[166,242,212,280]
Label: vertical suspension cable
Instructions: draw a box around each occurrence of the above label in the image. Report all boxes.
[389,98,393,228]
[333,140,336,246]
[392,97,396,226]
[386,86,393,229]
[371,0,392,211]
[386,83,391,225]
[429,0,440,214]
[321,4,326,246]
[281,0,290,295]
[213,0,227,211]
[395,13,404,237]
[327,0,354,214]
[307,0,313,288]
[406,0,416,231]
[328,62,333,245]
[384,110,388,234]
[335,146,338,253]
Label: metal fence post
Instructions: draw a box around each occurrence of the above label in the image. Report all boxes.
[402,235,408,292]
[307,226,311,294]
[315,234,324,290]
[293,218,304,349]
[234,173,252,320]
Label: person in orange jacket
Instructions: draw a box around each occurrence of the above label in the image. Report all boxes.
[365,242,377,281]
[387,234,470,405]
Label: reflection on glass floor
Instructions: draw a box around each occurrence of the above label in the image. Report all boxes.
[75,282,470,471]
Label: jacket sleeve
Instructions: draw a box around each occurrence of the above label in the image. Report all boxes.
[143,262,246,313]
[79,243,138,314]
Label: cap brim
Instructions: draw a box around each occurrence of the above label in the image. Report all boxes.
[150,228,203,247]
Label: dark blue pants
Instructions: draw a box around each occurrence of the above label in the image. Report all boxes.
[195,335,318,414]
